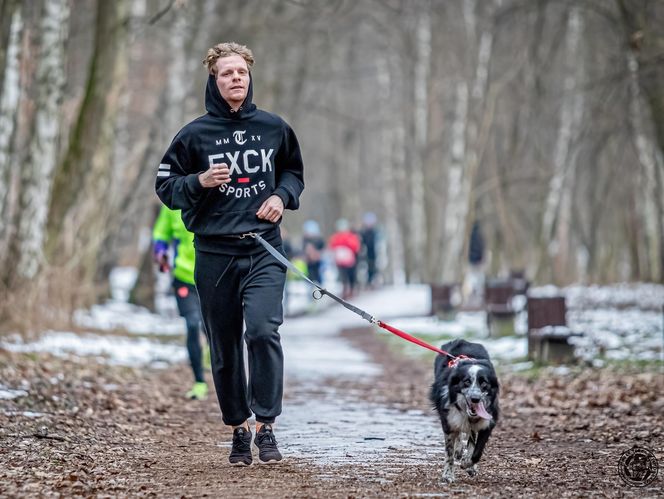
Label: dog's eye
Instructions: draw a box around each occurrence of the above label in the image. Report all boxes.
[463,379,471,387]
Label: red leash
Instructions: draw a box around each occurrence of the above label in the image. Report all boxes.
[377,321,472,367]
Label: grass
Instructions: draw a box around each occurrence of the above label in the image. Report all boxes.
[599,357,664,373]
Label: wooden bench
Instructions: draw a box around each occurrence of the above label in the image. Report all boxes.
[527,296,580,364]
[485,279,516,336]
[430,283,455,319]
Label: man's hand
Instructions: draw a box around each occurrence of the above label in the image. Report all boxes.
[199,163,231,188]
[256,195,284,223]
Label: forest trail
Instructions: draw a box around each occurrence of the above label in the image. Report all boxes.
[1,287,662,497]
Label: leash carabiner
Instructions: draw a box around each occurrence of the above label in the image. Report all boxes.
[239,232,258,240]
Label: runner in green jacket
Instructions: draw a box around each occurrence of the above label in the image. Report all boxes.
[153,205,208,400]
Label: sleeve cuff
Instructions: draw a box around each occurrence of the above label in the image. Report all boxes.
[273,187,291,208]
[185,173,206,195]
[153,240,168,255]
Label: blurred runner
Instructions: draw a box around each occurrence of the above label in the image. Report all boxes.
[302,220,325,284]
[360,212,379,289]
[329,218,361,300]
[152,205,209,400]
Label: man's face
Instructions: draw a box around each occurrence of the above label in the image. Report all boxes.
[213,55,250,109]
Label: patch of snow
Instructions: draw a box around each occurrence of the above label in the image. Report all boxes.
[0,385,28,399]
[511,294,528,312]
[74,301,185,336]
[534,325,573,336]
[484,336,528,360]
[551,366,571,375]
[108,267,138,302]
[568,307,662,362]
[1,331,186,367]
[528,285,561,298]
[530,282,664,311]
[2,410,46,418]
[510,361,535,372]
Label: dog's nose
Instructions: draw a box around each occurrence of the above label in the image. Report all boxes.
[470,396,481,404]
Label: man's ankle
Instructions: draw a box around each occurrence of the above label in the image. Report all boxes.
[256,422,274,433]
[232,421,250,432]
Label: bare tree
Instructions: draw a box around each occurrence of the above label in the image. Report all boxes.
[15,0,70,280]
[46,0,129,289]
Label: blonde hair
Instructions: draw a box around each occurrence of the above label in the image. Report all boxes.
[203,42,254,75]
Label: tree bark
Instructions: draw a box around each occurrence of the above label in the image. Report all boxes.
[15,0,69,280]
[538,8,585,284]
[0,3,22,269]
[46,0,128,291]
[617,0,664,281]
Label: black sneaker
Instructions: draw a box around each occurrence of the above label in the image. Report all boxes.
[254,425,283,464]
[229,427,253,466]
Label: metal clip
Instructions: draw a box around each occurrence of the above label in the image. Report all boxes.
[239,232,258,239]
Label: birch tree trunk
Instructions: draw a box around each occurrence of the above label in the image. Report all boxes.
[393,6,430,284]
[127,1,217,306]
[626,51,661,281]
[538,8,585,284]
[441,79,469,280]
[441,0,495,282]
[411,8,430,283]
[15,0,69,280]
[46,0,128,292]
[0,0,20,104]
[0,5,22,267]
[617,0,664,281]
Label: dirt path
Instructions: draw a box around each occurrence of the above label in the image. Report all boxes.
[1,309,663,497]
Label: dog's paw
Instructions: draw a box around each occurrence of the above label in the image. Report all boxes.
[462,462,478,477]
[442,464,456,483]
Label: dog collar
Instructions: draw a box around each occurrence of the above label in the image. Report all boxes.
[448,354,473,368]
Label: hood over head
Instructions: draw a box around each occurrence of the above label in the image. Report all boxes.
[205,73,257,119]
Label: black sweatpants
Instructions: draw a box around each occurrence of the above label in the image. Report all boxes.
[195,247,286,426]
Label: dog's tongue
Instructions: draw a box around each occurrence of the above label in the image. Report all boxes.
[473,402,492,420]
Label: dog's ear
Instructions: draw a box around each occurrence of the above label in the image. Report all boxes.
[489,372,500,393]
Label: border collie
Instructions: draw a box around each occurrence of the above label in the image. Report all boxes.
[429,339,500,482]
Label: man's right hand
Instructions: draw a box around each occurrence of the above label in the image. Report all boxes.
[199,163,231,188]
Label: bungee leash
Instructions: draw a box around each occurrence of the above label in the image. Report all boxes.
[247,232,471,367]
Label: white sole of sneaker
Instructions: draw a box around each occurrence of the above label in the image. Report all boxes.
[257,458,283,465]
[253,443,284,465]
[229,460,253,467]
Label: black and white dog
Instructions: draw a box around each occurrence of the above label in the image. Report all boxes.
[429,339,500,482]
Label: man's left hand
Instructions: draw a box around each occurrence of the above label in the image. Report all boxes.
[256,195,284,223]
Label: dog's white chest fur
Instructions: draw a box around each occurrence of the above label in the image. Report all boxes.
[447,405,491,433]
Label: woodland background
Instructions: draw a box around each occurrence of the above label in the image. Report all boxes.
[1,0,662,332]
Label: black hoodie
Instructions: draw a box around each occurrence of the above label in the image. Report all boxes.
[155,74,304,255]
